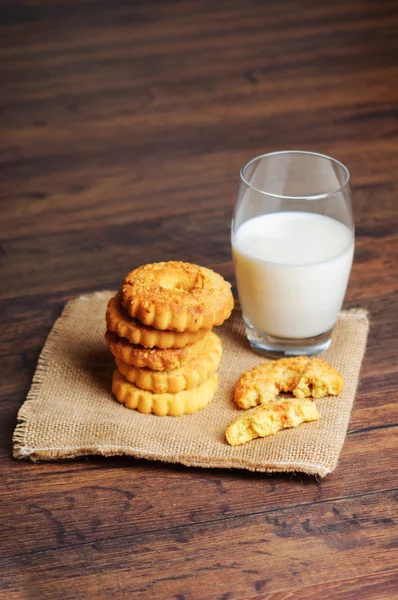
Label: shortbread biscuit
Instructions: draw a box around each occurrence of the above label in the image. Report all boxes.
[226,399,320,446]
[105,330,209,371]
[121,261,234,332]
[106,292,208,349]
[115,332,222,393]
[112,370,219,416]
[234,357,344,409]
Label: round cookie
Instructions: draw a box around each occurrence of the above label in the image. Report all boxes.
[112,370,219,416]
[106,292,208,349]
[121,261,234,332]
[115,332,222,393]
[105,330,209,371]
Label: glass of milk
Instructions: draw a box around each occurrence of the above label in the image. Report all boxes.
[232,150,354,356]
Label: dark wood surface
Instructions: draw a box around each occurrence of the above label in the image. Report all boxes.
[1,1,398,598]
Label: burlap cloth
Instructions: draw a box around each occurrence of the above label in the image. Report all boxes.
[13,292,369,477]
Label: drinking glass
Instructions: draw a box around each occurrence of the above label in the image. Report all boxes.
[231,150,354,356]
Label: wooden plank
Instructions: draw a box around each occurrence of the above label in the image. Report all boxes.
[0,489,396,599]
[0,151,396,242]
[257,570,398,600]
[0,208,235,300]
[0,209,397,300]
[0,427,396,560]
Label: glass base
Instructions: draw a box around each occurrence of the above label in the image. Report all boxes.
[244,320,333,358]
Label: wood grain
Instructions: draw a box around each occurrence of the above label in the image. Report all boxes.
[1,490,397,599]
[258,571,398,600]
[1,0,397,598]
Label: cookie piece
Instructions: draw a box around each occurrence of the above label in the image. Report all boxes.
[226,399,320,446]
[105,330,209,371]
[112,370,219,416]
[121,261,234,332]
[115,332,222,393]
[234,357,344,409]
[106,292,208,349]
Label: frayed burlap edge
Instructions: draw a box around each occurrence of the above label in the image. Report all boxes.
[13,294,99,460]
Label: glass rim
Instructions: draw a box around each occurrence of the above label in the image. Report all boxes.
[240,150,350,200]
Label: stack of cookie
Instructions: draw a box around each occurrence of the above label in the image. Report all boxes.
[105,261,234,416]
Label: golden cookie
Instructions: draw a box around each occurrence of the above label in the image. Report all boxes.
[115,332,222,393]
[106,292,208,349]
[121,261,234,332]
[112,370,219,416]
[226,398,320,446]
[234,357,344,409]
[105,330,209,371]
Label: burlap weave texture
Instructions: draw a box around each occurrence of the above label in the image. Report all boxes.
[13,292,369,477]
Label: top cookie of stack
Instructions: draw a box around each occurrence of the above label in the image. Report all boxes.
[105,261,234,416]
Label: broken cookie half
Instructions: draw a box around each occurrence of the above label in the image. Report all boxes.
[234,356,344,409]
[226,398,320,446]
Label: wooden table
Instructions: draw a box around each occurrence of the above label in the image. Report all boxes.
[1,1,397,598]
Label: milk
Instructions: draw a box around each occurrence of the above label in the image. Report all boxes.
[232,212,354,339]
